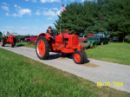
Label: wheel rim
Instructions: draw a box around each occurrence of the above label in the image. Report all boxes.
[73,53,81,63]
[37,40,45,57]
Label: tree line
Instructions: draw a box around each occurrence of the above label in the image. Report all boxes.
[55,0,130,41]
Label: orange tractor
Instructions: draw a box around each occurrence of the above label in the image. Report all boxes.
[1,35,16,47]
[36,32,88,64]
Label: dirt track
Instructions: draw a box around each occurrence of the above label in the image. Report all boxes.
[1,46,130,93]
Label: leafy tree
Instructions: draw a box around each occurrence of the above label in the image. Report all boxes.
[55,0,130,41]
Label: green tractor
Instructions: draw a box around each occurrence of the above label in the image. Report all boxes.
[79,33,98,48]
[86,33,100,48]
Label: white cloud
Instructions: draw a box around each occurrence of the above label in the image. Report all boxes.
[1,3,32,17]
[43,8,58,16]
[35,10,41,16]
[24,0,30,1]
[5,12,9,16]
[32,0,37,2]
[20,8,32,15]
[14,4,19,8]
[23,0,37,3]
[35,8,60,17]
[44,10,55,16]
[1,5,9,11]
[40,0,61,3]
[23,0,60,3]
[82,0,97,2]
[13,8,32,17]
[1,2,9,11]
[11,4,32,17]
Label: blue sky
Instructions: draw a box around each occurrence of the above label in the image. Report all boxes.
[0,0,95,35]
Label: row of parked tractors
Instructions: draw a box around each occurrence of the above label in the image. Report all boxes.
[0,31,109,64]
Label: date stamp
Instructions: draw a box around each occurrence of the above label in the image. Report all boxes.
[96,81,124,87]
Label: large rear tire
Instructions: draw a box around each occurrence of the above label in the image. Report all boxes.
[73,50,87,64]
[1,39,5,47]
[36,36,49,59]
[11,43,15,47]
[11,38,16,47]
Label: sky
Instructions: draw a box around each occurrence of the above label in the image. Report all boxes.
[0,0,95,35]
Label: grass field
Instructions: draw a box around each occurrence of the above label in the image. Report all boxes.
[17,42,35,48]
[0,48,130,97]
[87,43,130,65]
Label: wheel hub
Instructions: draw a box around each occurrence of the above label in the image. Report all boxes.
[37,40,45,57]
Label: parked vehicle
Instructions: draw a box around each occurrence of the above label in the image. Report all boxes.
[111,36,119,42]
[0,32,2,42]
[95,32,109,44]
[79,33,98,48]
[25,36,38,43]
[1,34,16,47]
[79,32,110,48]
[86,33,100,48]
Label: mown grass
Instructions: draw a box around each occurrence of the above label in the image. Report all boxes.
[0,48,130,97]
[16,42,35,48]
[87,43,130,65]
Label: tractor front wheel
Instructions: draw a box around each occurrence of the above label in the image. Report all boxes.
[36,36,49,59]
[73,51,87,64]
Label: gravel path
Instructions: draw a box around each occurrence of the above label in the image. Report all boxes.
[1,46,130,93]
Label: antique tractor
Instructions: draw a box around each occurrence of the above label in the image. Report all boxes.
[36,32,87,64]
[1,35,16,47]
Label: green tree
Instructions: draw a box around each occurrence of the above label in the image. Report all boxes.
[55,0,130,41]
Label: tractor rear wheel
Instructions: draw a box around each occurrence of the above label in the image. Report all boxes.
[11,38,16,47]
[11,43,15,47]
[36,36,49,59]
[1,39,5,47]
[73,50,87,64]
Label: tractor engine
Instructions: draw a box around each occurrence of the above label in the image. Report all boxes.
[52,33,83,53]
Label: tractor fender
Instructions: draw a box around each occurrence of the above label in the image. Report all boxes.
[36,33,46,43]
[38,33,51,41]
[38,33,46,38]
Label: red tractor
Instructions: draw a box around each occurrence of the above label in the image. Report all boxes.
[1,35,16,47]
[36,32,88,64]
